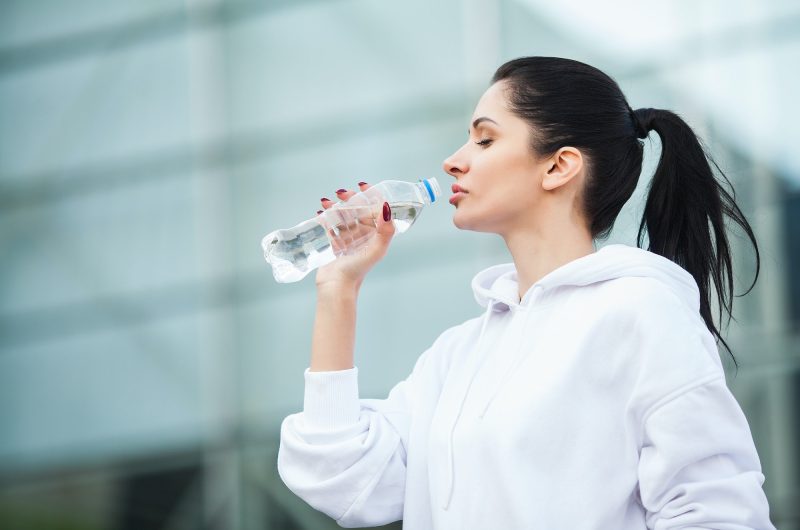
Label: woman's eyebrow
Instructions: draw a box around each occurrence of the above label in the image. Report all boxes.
[468,116,499,134]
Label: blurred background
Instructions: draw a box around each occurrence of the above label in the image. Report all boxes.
[0,0,798,528]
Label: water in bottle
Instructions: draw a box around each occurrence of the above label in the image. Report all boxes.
[261,178,441,283]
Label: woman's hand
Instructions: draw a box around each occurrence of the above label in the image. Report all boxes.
[314,182,396,291]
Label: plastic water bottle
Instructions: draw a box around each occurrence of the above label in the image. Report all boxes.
[261,177,442,283]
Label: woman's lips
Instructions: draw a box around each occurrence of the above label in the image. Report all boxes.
[449,191,467,205]
[450,184,467,205]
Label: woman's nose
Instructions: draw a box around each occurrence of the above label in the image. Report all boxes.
[443,150,467,177]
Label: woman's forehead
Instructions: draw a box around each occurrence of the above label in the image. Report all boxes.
[475,82,507,111]
[470,83,529,133]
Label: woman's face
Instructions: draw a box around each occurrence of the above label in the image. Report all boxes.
[442,81,564,236]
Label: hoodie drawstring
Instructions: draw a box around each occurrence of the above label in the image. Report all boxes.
[442,300,495,510]
[477,300,536,418]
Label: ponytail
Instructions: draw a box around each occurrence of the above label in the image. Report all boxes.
[631,108,761,370]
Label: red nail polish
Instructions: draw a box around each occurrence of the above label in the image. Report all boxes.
[358,181,367,186]
[383,202,391,222]
[320,197,330,202]
[336,189,347,194]
[316,210,323,215]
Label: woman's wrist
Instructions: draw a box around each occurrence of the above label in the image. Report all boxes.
[316,278,362,298]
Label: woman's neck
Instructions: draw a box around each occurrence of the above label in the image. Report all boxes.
[503,225,595,302]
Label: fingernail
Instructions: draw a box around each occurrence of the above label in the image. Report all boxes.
[336,189,347,194]
[316,210,323,215]
[358,181,367,186]
[383,202,391,222]
[320,197,331,202]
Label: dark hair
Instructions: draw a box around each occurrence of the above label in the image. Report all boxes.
[492,56,760,370]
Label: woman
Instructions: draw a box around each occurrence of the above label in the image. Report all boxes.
[277,57,776,529]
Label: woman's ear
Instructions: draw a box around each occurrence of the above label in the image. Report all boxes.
[542,147,583,191]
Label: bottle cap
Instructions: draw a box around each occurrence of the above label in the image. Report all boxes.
[420,177,441,203]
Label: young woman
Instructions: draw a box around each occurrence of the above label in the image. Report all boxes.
[277,57,776,529]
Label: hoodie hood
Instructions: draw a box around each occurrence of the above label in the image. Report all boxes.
[472,243,700,313]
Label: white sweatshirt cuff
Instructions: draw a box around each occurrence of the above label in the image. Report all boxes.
[302,366,361,430]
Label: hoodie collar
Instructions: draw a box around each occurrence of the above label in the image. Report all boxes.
[471,243,700,313]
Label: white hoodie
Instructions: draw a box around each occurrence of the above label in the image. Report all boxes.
[278,243,776,529]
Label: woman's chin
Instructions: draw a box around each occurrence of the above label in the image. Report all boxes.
[452,211,474,231]
[451,210,465,229]
[452,210,502,234]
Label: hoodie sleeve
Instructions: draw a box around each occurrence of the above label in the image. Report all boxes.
[637,374,777,530]
[277,340,441,528]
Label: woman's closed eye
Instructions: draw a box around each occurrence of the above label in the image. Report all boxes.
[476,138,493,147]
